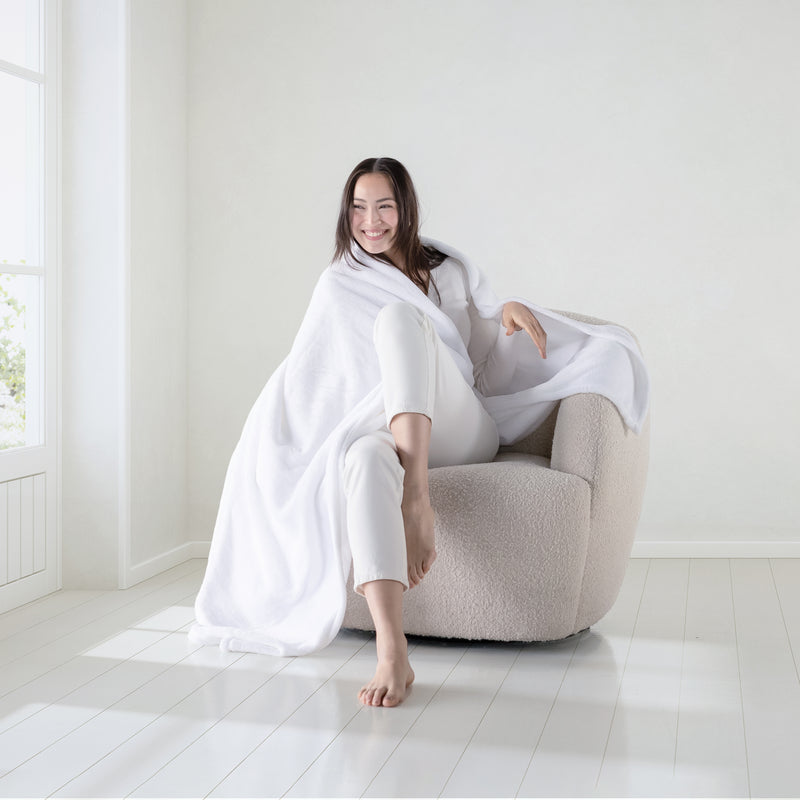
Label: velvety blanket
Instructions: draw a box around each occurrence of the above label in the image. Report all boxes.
[188,238,650,656]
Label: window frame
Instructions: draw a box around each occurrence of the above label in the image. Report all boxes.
[0,0,61,610]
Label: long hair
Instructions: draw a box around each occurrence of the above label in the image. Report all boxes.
[333,157,445,302]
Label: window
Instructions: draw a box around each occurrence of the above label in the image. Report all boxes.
[0,0,59,610]
[0,0,45,451]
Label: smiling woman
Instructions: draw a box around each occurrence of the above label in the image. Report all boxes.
[190,155,648,710]
[334,157,448,299]
[350,175,400,256]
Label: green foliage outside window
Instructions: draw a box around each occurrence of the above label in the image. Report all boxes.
[0,264,27,448]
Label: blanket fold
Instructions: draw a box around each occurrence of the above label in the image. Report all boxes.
[189,239,650,656]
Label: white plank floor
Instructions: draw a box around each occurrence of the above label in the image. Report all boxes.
[0,558,798,798]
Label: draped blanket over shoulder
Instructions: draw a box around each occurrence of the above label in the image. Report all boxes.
[188,238,650,657]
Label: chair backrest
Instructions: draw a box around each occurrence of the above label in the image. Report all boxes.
[493,308,633,462]
[497,401,560,460]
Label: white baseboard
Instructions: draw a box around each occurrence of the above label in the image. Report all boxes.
[126,540,211,587]
[127,539,797,587]
[631,541,800,559]
[0,570,61,615]
[189,540,211,558]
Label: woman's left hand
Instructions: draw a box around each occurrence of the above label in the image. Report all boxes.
[501,301,547,359]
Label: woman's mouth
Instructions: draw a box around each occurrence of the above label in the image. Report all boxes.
[363,230,387,241]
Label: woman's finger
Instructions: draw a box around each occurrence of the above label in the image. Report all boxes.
[518,312,546,359]
[504,304,547,358]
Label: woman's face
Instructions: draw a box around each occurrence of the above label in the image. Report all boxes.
[350,173,400,261]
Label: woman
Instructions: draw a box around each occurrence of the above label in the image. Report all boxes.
[335,157,547,707]
[189,157,648,710]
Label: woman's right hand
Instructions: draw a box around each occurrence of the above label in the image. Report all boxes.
[501,301,547,359]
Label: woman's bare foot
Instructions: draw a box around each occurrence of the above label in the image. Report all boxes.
[359,634,415,707]
[401,495,436,587]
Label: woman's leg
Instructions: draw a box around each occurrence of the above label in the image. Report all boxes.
[345,302,499,706]
[374,301,499,587]
[343,430,408,593]
[358,579,415,707]
[343,431,414,706]
[389,411,436,587]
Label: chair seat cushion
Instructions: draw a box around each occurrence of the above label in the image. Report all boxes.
[342,454,593,641]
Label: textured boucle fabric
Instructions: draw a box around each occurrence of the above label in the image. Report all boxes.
[341,313,650,643]
[343,454,591,641]
[191,242,648,656]
[552,394,651,632]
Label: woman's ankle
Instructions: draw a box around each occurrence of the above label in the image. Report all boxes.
[376,628,408,657]
[401,484,431,508]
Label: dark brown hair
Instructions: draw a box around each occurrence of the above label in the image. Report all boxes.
[333,157,445,301]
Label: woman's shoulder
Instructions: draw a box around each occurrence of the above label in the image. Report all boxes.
[436,255,469,283]
[430,256,471,303]
[430,255,462,274]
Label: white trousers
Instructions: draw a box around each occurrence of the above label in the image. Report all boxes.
[342,301,500,595]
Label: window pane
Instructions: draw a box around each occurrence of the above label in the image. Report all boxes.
[0,0,40,71]
[0,70,41,267]
[0,273,41,450]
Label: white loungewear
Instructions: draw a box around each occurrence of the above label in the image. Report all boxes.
[188,238,650,657]
[345,257,506,593]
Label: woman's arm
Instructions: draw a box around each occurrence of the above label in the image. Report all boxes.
[501,301,547,359]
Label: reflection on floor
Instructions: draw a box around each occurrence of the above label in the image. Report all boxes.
[0,558,798,798]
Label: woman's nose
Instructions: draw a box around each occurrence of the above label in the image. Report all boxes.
[365,206,381,225]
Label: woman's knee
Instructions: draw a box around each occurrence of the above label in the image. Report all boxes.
[343,432,405,494]
[373,301,427,345]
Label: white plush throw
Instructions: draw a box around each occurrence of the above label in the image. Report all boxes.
[188,238,650,656]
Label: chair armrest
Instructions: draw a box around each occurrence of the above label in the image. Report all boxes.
[550,393,651,628]
[551,392,649,489]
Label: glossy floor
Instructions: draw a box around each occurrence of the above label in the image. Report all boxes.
[0,558,798,798]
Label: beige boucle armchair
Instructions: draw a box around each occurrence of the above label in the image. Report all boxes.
[342,312,650,642]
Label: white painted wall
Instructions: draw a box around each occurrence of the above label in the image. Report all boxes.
[62,0,127,587]
[129,0,188,569]
[187,0,800,551]
[62,0,189,587]
[57,0,800,581]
